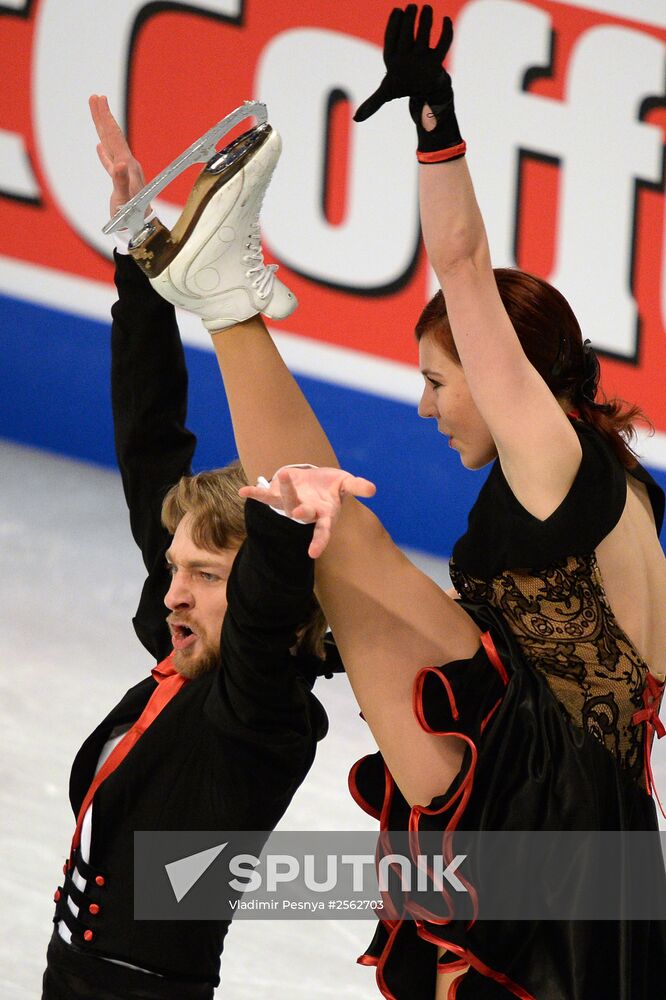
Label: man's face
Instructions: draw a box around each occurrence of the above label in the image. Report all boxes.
[164,513,240,679]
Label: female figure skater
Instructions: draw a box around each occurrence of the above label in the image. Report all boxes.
[115,6,666,997]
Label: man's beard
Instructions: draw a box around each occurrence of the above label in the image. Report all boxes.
[173,641,221,680]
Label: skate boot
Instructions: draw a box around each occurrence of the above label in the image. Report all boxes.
[121,123,296,331]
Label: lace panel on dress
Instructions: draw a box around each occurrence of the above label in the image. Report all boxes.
[450,553,647,784]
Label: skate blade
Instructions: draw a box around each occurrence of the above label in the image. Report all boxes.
[126,124,273,278]
[102,100,268,239]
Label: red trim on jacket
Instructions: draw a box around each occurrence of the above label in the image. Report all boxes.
[69,653,188,857]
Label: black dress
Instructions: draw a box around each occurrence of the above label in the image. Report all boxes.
[350,420,666,999]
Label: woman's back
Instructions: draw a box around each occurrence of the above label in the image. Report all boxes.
[597,473,666,681]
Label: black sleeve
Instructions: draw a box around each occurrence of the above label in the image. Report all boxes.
[205,500,319,743]
[111,251,197,661]
[454,421,628,577]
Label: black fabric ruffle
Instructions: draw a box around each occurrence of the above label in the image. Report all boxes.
[349,604,666,1000]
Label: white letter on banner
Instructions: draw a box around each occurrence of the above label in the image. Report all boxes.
[549,26,665,360]
[452,0,557,269]
[33,0,241,257]
[257,28,419,291]
[452,1,664,359]
[0,0,40,200]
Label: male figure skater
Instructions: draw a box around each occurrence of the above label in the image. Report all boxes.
[41,97,330,1000]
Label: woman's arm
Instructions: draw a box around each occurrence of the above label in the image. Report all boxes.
[414,47,581,514]
[355,7,581,518]
[418,154,581,519]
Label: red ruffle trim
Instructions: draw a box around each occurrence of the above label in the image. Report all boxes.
[631,671,666,817]
[348,632,535,1000]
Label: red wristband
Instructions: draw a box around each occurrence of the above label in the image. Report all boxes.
[416,140,467,164]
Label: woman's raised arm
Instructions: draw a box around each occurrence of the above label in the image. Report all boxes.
[356,5,581,516]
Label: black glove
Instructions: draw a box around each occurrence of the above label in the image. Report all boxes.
[354,5,465,163]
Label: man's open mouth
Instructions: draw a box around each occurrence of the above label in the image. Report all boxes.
[170,623,197,650]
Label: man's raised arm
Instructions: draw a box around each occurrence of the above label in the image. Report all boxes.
[91,95,196,660]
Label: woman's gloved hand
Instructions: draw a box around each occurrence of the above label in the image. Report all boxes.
[354,4,466,163]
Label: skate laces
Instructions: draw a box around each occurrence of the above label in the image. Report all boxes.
[244,220,277,300]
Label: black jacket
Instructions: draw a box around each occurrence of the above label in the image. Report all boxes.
[52,253,326,985]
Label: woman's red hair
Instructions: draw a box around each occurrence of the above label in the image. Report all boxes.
[415,268,650,469]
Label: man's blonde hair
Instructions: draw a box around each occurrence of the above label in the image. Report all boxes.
[161,461,327,660]
[161,461,247,551]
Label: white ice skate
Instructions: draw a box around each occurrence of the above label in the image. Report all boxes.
[102,102,297,331]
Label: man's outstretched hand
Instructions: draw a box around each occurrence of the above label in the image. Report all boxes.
[89,94,148,219]
[239,467,376,559]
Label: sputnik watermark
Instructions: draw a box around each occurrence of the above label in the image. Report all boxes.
[225,851,467,894]
[134,830,666,920]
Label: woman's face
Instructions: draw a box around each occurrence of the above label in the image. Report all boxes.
[418,333,497,470]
